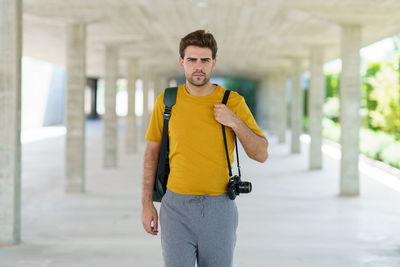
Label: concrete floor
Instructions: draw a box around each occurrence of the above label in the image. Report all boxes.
[1,119,400,267]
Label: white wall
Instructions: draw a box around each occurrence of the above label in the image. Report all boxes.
[21,57,65,130]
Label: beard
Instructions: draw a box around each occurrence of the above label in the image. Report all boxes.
[187,71,210,87]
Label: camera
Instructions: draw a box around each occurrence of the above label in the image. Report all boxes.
[227,175,252,200]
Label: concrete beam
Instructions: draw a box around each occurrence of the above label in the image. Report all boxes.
[0,0,22,245]
[65,23,86,193]
[126,59,137,154]
[339,25,361,196]
[103,46,118,168]
[308,47,325,170]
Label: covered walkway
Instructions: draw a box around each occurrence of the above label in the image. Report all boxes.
[1,120,399,267]
[4,0,400,247]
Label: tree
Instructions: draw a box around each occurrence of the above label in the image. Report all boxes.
[325,72,340,98]
[367,61,400,139]
[361,62,380,129]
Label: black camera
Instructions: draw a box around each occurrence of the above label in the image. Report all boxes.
[227,175,252,200]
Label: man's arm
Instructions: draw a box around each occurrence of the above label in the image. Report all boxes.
[214,103,269,163]
[141,141,162,235]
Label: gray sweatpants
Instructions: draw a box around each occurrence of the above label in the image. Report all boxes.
[160,189,239,267]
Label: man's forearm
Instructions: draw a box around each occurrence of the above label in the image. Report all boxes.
[231,117,269,163]
[142,143,161,205]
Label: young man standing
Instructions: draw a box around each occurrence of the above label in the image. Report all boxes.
[141,30,268,267]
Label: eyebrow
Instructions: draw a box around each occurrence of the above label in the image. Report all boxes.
[186,57,212,60]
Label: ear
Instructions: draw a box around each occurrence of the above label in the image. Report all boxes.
[179,57,184,70]
[212,58,217,70]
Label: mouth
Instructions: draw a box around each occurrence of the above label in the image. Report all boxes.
[193,73,205,77]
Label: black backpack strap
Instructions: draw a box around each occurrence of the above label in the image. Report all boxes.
[221,90,241,178]
[161,87,178,124]
[222,90,230,105]
[153,87,178,202]
[160,87,177,189]
[164,87,178,109]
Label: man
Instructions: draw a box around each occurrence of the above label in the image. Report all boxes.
[141,30,268,267]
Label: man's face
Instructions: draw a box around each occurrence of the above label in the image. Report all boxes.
[179,46,216,87]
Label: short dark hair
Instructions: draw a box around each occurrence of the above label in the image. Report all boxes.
[179,30,218,59]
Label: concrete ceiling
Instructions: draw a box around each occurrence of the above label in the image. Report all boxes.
[22,0,400,80]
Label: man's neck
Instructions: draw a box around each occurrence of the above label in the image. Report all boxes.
[185,82,216,97]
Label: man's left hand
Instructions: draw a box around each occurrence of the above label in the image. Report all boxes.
[214,103,239,128]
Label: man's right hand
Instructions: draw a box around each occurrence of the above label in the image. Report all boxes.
[142,202,159,235]
[141,141,161,235]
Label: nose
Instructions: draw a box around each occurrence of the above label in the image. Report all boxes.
[194,59,203,70]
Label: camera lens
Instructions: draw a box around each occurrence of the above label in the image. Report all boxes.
[238,181,252,193]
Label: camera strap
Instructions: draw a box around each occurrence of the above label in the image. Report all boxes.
[221,90,241,178]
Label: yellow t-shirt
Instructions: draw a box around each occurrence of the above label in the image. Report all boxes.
[145,84,264,196]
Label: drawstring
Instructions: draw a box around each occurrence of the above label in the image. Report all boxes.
[188,194,207,217]
[200,196,205,217]
[200,193,208,217]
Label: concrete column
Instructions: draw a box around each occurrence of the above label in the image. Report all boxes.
[262,77,273,134]
[276,73,287,143]
[256,79,269,130]
[148,72,155,109]
[141,71,150,141]
[65,23,86,193]
[126,59,137,154]
[158,76,168,96]
[340,25,361,196]
[169,79,178,87]
[290,59,303,154]
[268,76,278,136]
[308,47,325,170]
[0,0,22,245]
[103,46,119,168]
[153,76,161,99]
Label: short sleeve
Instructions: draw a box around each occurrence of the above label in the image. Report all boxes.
[145,93,165,142]
[234,96,265,137]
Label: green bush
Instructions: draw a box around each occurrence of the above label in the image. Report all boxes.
[381,143,400,168]
[323,117,400,169]
[322,118,340,142]
[361,62,380,129]
[359,128,394,160]
[303,116,308,132]
[224,78,257,118]
[365,61,400,139]
[321,51,400,169]
[325,72,340,98]
[323,97,340,122]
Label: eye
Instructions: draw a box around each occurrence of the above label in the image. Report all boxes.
[201,59,210,63]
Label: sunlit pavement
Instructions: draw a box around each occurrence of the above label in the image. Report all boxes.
[1,119,400,267]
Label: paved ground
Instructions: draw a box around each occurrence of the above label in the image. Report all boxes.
[1,119,400,267]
